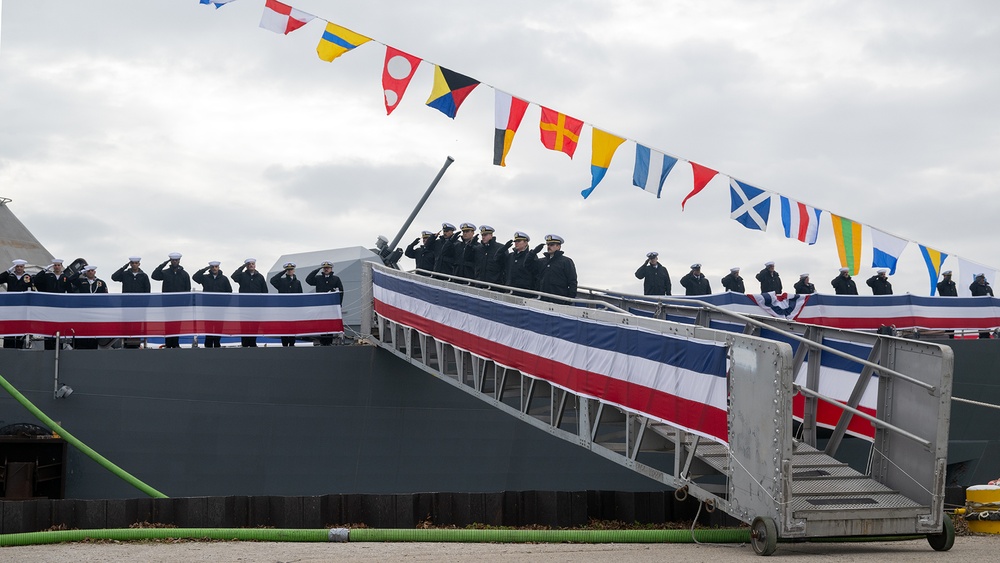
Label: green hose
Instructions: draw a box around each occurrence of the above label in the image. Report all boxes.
[349,528,750,543]
[0,372,167,499]
[0,528,330,547]
[0,527,750,547]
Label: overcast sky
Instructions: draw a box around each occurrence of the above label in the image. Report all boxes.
[2,0,999,296]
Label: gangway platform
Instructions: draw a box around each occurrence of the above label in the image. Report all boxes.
[361,264,954,555]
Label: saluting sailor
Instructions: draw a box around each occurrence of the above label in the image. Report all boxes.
[271,262,303,347]
[1,259,34,348]
[306,260,345,346]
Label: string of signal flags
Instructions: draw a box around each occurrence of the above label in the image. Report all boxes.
[197,0,996,296]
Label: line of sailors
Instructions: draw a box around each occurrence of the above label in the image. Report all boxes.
[634,257,994,298]
[0,253,345,349]
[405,222,577,301]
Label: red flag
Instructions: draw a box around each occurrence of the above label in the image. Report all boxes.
[681,162,719,210]
[539,107,583,159]
[382,47,421,115]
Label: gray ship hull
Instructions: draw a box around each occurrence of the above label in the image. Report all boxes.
[0,345,664,499]
[1,338,997,500]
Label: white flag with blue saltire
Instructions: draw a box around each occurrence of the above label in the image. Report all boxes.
[633,144,677,198]
[729,178,772,231]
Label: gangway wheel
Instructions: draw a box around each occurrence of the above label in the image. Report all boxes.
[750,516,778,556]
[926,514,955,552]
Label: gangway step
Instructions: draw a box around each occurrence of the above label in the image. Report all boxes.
[792,465,869,480]
[790,493,926,520]
[791,478,896,496]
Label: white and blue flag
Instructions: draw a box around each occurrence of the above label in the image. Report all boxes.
[633,144,678,198]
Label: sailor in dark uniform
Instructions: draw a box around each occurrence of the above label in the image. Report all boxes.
[111,256,151,294]
[33,259,71,350]
[831,268,858,295]
[111,256,151,348]
[193,261,233,348]
[793,273,815,295]
[721,267,745,293]
[474,225,507,288]
[970,274,994,338]
[680,263,712,296]
[231,258,268,347]
[68,265,108,349]
[151,252,191,348]
[504,231,540,296]
[937,271,958,297]
[33,258,70,294]
[69,264,108,294]
[306,260,344,345]
[756,261,782,293]
[634,252,671,296]
[270,262,303,347]
[452,222,480,280]
[404,231,437,274]
[866,269,893,295]
[537,234,577,302]
[433,222,460,277]
[970,274,994,297]
[1,259,33,348]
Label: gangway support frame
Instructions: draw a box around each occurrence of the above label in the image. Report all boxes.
[362,265,954,555]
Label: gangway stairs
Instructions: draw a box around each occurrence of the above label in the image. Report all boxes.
[362,264,954,555]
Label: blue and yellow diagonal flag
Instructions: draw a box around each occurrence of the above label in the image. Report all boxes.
[316,22,371,62]
[425,66,480,119]
[581,128,625,199]
[920,245,948,296]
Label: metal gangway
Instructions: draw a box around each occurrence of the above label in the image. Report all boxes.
[361,264,954,555]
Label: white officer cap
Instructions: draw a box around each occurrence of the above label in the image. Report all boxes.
[244,258,256,264]
[208,261,221,267]
[765,261,775,266]
[839,267,849,273]
[800,273,809,278]
[730,267,740,272]
[168,252,182,260]
[646,252,658,258]
[129,256,141,262]
[877,269,887,274]
[690,263,701,269]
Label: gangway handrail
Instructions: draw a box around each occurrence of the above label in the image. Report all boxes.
[793,385,932,449]
[410,269,631,314]
[577,284,937,394]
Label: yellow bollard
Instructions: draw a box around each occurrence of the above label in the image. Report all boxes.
[965,485,1000,534]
